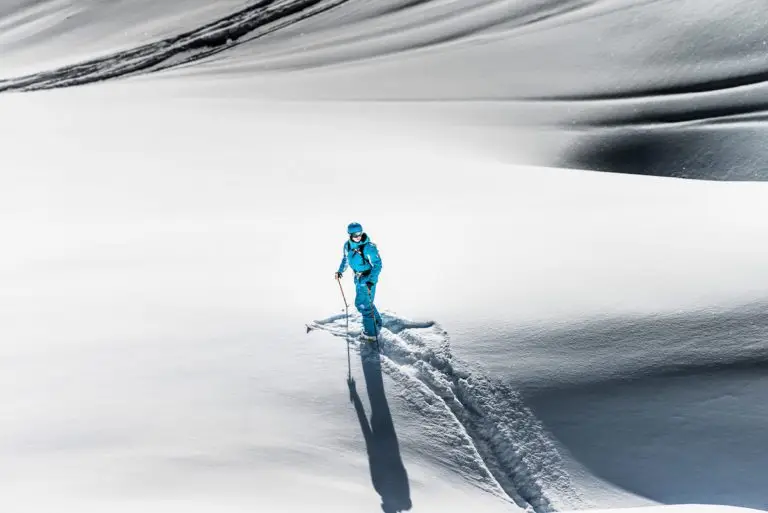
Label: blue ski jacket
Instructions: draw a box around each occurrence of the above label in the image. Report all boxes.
[337,234,382,283]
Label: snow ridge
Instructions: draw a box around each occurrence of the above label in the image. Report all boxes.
[0,0,347,92]
[308,312,584,512]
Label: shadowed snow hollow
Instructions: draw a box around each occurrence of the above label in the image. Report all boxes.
[2,3,768,513]
[4,0,768,178]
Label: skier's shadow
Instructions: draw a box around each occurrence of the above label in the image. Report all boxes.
[348,344,412,513]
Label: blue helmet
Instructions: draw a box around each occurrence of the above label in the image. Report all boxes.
[347,222,363,235]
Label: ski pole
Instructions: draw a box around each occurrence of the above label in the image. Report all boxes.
[336,275,352,380]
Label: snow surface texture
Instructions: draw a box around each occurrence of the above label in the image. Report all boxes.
[4,0,768,178]
[308,312,582,512]
[3,88,767,513]
[2,1,768,513]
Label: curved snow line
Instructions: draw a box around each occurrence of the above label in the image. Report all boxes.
[536,70,768,102]
[0,0,348,92]
[253,0,593,63]
[567,102,768,128]
[308,312,585,512]
[309,315,519,505]
[374,340,513,502]
[0,0,597,92]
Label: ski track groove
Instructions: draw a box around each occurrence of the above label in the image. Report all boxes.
[0,0,598,93]
[0,0,349,92]
[308,312,584,512]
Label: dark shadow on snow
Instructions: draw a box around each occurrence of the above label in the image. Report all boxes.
[348,345,412,513]
[562,127,768,180]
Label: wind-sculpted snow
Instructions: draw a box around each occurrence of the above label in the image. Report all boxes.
[467,301,768,395]
[307,312,584,512]
[0,0,348,92]
[0,0,590,91]
[3,0,768,179]
[457,302,768,509]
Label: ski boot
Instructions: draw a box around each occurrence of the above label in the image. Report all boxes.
[359,332,377,343]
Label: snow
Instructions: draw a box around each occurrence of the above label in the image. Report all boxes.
[0,0,255,76]
[1,1,768,512]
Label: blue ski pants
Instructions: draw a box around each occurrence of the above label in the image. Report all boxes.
[355,278,382,336]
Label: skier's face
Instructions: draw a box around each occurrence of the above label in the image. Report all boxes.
[350,232,362,242]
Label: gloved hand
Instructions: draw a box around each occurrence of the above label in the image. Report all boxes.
[366,281,374,291]
[334,272,343,280]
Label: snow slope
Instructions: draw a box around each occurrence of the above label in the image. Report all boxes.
[1,1,768,512]
[0,0,256,75]
[3,0,768,178]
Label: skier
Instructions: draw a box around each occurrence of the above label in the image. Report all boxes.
[335,222,383,342]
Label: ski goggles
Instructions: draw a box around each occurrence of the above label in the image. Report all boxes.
[349,232,363,238]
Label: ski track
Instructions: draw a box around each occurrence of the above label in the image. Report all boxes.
[0,0,349,92]
[307,312,584,513]
[0,0,598,93]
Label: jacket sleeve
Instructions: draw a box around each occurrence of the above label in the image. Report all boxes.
[364,243,382,283]
[337,243,349,274]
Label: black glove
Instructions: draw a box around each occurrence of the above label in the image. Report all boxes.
[366,281,374,290]
[334,272,343,280]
